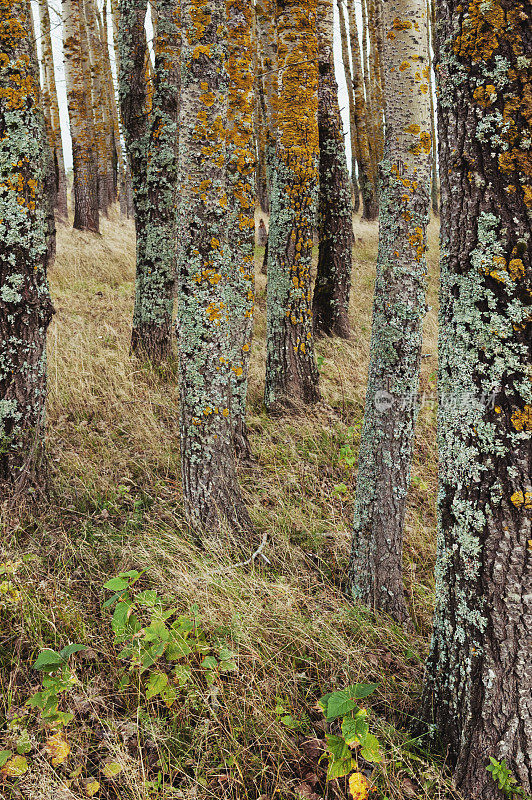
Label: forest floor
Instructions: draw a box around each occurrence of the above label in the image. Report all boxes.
[0,208,460,800]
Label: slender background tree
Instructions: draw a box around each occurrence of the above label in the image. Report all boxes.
[349,0,432,627]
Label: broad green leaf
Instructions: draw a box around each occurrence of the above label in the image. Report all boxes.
[348,683,379,700]
[219,659,237,672]
[140,642,166,672]
[103,577,129,591]
[16,730,31,755]
[33,649,63,671]
[325,734,351,762]
[145,670,168,700]
[204,670,216,686]
[0,751,12,768]
[160,683,178,708]
[120,570,141,579]
[174,665,191,686]
[201,656,218,670]
[111,600,132,636]
[59,644,86,660]
[135,590,158,606]
[359,732,382,763]
[144,620,169,642]
[166,635,192,661]
[327,755,355,781]
[319,690,356,720]
[171,617,194,635]
[341,709,369,745]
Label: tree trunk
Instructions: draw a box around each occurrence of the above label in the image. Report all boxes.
[420,2,532,796]
[85,0,114,216]
[349,0,432,628]
[177,0,253,535]
[360,0,377,189]
[226,0,256,459]
[313,0,353,340]
[255,0,278,216]
[130,0,180,362]
[264,0,321,413]
[254,64,270,214]
[336,0,360,214]
[346,0,378,220]
[427,0,438,216]
[0,0,55,496]
[38,0,69,222]
[62,0,99,232]
[99,0,129,215]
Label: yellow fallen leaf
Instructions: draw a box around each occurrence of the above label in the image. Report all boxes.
[45,731,70,766]
[85,779,100,796]
[349,770,369,800]
[1,754,29,777]
[101,760,123,778]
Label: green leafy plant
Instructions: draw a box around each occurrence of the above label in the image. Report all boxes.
[318,684,381,781]
[103,572,237,705]
[487,757,530,799]
[26,644,86,728]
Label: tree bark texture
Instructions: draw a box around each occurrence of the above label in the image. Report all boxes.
[226,0,256,458]
[421,2,532,797]
[62,0,99,232]
[346,0,378,220]
[336,0,360,213]
[0,0,55,495]
[313,0,353,339]
[177,0,253,535]
[130,0,180,361]
[264,0,321,412]
[255,0,277,214]
[38,0,68,222]
[349,0,432,628]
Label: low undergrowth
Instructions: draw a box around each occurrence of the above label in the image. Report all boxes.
[0,209,457,799]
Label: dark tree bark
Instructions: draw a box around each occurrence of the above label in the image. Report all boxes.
[129,0,180,362]
[349,0,432,629]
[63,0,99,233]
[0,0,55,496]
[420,2,532,797]
[264,0,321,412]
[313,0,353,340]
[177,0,253,535]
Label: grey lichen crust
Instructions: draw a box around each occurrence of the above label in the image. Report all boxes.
[421,1,532,796]
[176,0,253,535]
[0,0,55,493]
[349,0,432,628]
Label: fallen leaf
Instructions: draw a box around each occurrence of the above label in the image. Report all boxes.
[348,771,369,799]
[46,731,70,766]
[1,754,29,778]
[84,778,100,796]
[101,760,123,778]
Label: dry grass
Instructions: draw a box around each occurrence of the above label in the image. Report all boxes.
[0,207,457,800]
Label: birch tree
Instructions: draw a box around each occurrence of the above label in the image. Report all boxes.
[421,2,532,795]
[336,0,360,212]
[38,0,68,221]
[177,0,252,533]
[63,0,99,232]
[0,0,55,494]
[264,0,320,412]
[312,0,353,339]
[349,0,432,627]
[346,0,378,220]
[255,0,277,215]
[226,0,256,458]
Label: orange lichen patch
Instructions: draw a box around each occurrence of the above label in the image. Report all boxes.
[453,0,504,61]
[409,227,425,262]
[510,490,532,509]
[508,259,525,281]
[472,85,497,107]
[399,60,410,71]
[192,44,212,59]
[511,405,532,432]
[419,83,429,94]
[391,17,413,30]
[523,186,532,208]
[205,301,225,323]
